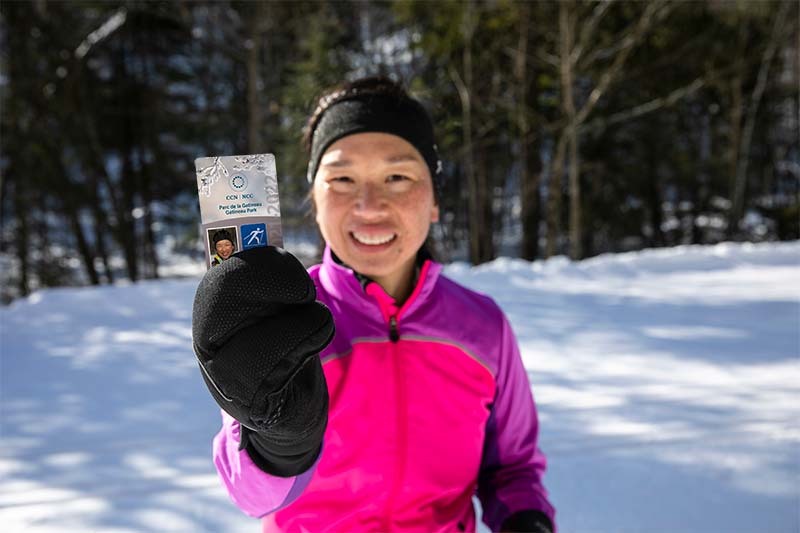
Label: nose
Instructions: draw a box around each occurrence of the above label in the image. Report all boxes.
[353,182,386,218]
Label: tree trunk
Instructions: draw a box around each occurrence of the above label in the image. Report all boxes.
[140,52,160,280]
[728,71,744,223]
[473,145,494,263]
[695,111,713,244]
[4,3,29,296]
[645,136,664,247]
[247,1,264,153]
[567,126,581,259]
[546,133,567,258]
[34,206,53,286]
[66,205,100,285]
[91,203,114,284]
[53,153,100,285]
[76,65,125,283]
[452,2,489,265]
[140,154,160,280]
[729,2,790,238]
[515,2,542,261]
[463,8,476,264]
[120,150,139,282]
[547,1,576,259]
[109,34,139,282]
[559,1,581,260]
[520,140,542,261]
[690,197,702,244]
[13,173,30,297]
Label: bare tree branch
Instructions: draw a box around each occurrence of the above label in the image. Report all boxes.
[75,8,127,59]
[579,76,707,134]
[570,0,614,65]
[579,30,635,70]
[575,1,671,126]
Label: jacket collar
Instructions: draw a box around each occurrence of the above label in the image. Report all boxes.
[318,245,442,321]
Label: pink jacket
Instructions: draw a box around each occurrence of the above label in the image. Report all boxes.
[213,247,555,532]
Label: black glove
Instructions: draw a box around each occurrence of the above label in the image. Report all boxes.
[192,247,335,477]
[501,510,553,533]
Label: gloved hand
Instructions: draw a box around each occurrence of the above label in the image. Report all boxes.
[192,246,335,477]
[501,510,553,533]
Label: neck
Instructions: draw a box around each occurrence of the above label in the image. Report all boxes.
[326,247,423,305]
[372,258,417,305]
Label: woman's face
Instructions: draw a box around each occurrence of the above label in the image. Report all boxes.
[215,239,234,259]
[313,132,439,293]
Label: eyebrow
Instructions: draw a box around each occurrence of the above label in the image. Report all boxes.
[385,154,420,164]
[321,153,421,168]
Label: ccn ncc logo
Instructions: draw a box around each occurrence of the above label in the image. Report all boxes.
[229,174,248,192]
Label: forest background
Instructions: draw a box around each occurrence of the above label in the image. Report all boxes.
[1,0,798,303]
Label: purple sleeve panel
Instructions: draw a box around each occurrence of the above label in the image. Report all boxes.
[477,316,556,532]
[212,410,319,518]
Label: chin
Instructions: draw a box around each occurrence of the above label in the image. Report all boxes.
[344,257,393,278]
[331,237,420,280]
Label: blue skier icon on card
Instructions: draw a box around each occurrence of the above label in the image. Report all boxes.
[241,223,268,250]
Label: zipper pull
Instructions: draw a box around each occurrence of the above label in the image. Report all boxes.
[389,315,399,343]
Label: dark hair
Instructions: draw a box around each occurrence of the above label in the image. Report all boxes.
[212,229,233,245]
[302,76,411,154]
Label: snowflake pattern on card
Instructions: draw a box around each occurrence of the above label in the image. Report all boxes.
[196,157,229,198]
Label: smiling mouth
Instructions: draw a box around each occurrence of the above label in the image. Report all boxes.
[350,231,397,246]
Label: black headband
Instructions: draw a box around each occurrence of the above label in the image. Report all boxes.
[307,93,442,186]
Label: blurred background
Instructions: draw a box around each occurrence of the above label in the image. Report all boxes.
[1,0,798,302]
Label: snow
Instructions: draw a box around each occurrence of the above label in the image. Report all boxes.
[2,241,798,532]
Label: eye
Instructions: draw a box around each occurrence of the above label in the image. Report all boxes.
[327,175,356,192]
[386,174,411,183]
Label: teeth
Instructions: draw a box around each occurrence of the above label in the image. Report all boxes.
[352,232,396,245]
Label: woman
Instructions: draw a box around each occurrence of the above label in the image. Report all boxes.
[192,77,555,532]
[210,228,236,266]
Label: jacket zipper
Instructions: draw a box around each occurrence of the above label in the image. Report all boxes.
[383,312,402,528]
[383,314,406,530]
[368,261,431,528]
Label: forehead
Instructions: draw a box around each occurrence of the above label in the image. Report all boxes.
[320,132,425,166]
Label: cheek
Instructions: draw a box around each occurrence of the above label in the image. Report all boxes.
[398,189,437,230]
[312,190,326,232]
[314,195,345,240]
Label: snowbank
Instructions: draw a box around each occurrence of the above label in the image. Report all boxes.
[2,242,798,532]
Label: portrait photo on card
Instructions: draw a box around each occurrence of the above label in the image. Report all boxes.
[208,226,238,267]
